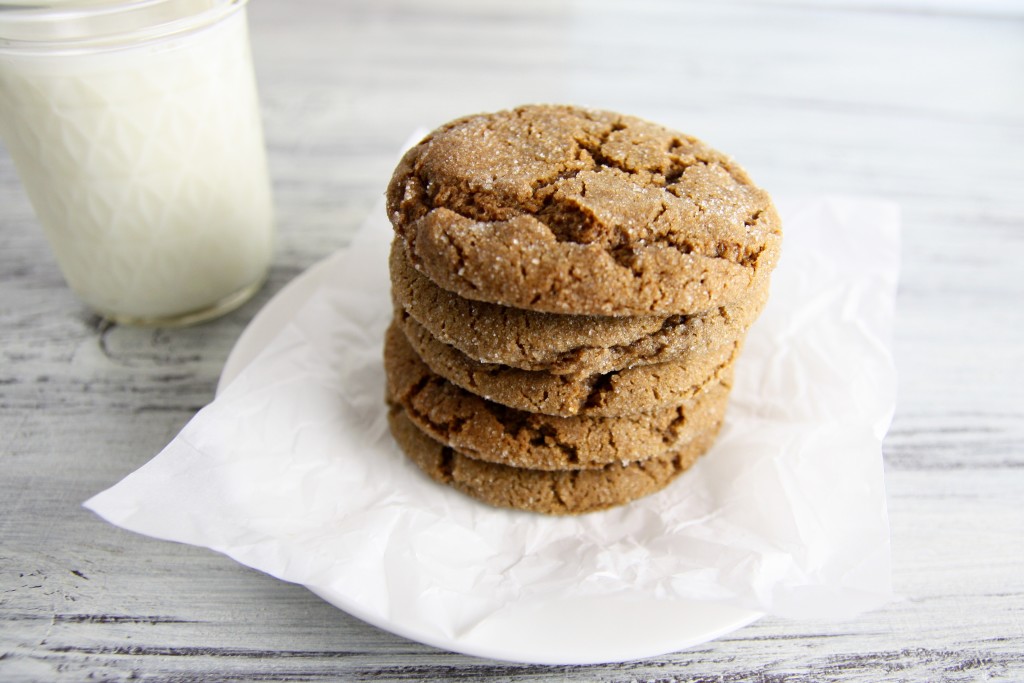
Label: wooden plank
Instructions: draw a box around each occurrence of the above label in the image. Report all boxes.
[1,0,1022,680]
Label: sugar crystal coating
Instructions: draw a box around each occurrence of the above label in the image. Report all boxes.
[386,104,782,316]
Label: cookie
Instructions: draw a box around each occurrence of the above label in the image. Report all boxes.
[384,323,730,470]
[388,406,717,515]
[386,104,781,316]
[396,309,741,417]
[390,238,769,376]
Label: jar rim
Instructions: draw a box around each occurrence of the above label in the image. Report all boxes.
[0,0,248,53]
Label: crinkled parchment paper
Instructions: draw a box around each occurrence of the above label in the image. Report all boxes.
[86,193,899,660]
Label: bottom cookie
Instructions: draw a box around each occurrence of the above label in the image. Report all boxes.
[388,406,721,515]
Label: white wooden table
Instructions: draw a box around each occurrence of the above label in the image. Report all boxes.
[2,0,1022,680]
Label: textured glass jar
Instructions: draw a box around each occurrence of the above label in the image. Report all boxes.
[0,0,274,326]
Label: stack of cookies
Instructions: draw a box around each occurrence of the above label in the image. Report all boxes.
[383,105,782,515]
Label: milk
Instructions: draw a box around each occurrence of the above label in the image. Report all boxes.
[0,2,274,324]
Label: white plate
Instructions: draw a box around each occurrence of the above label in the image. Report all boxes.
[217,256,762,665]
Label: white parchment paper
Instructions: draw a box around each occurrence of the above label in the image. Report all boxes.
[85,194,899,651]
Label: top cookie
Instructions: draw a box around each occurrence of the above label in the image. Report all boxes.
[386,104,782,316]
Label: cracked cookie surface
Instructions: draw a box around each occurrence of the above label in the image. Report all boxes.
[387,104,782,316]
[388,407,718,515]
[384,323,729,470]
[390,238,768,375]
[397,311,740,417]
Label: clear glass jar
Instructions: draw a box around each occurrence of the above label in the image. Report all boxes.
[0,0,274,326]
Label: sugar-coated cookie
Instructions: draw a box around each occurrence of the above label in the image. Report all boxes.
[389,238,768,376]
[396,310,740,417]
[388,406,719,515]
[387,104,781,316]
[384,323,730,470]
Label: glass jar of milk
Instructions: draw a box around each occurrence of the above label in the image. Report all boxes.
[0,0,274,326]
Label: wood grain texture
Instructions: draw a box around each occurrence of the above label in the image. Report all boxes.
[2,0,1023,680]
